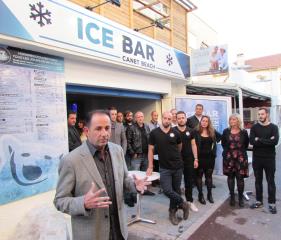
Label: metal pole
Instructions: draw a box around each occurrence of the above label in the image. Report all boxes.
[237,87,244,127]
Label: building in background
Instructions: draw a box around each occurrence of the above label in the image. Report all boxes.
[243,54,281,127]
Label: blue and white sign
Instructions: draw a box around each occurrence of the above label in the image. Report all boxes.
[0,45,68,204]
[0,0,190,78]
[175,95,232,175]
[175,95,231,133]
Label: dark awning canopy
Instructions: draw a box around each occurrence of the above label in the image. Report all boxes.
[186,84,271,101]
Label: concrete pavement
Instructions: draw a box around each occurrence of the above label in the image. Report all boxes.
[188,145,281,240]
[127,174,230,240]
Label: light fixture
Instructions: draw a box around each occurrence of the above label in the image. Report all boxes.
[134,20,164,32]
[85,0,121,10]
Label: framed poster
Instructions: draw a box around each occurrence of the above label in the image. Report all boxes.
[175,95,232,175]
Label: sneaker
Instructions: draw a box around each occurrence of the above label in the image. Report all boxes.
[188,201,199,212]
[269,204,277,214]
[250,201,263,209]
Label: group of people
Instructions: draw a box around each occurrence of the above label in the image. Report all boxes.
[57,104,279,240]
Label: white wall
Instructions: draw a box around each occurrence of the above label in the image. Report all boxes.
[188,12,218,50]
[65,58,172,95]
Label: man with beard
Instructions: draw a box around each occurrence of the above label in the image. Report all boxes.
[250,107,279,214]
[147,111,189,225]
[175,111,199,212]
[123,111,134,131]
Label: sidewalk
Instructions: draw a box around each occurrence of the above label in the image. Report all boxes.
[187,144,281,240]
[127,174,230,240]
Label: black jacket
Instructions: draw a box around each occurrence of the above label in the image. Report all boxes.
[194,130,222,157]
[127,123,150,155]
[68,126,82,152]
[221,128,249,161]
[187,115,200,129]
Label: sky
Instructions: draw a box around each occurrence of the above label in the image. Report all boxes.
[193,0,281,61]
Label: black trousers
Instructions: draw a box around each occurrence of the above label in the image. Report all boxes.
[196,167,213,195]
[160,167,183,210]
[253,157,276,204]
[183,164,195,202]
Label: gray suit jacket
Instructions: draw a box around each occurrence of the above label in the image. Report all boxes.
[110,122,127,153]
[54,141,135,240]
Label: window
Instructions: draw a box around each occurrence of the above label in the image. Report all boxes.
[133,0,170,28]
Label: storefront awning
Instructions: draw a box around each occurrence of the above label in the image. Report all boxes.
[66,84,162,100]
[186,83,271,101]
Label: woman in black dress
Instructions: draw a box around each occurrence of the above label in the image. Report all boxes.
[194,115,221,204]
[222,114,249,207]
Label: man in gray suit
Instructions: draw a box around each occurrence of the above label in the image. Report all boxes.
[54,110,150,240]
[108,107,127,153]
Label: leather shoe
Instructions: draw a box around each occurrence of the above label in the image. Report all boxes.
[207,193,214,203]
[198,194,206,205]
[143,190,155,196]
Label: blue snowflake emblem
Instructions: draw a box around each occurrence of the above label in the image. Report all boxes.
[30,2,51,27]
[166,53,173,66]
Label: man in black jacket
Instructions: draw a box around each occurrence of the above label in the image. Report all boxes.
[67,111,82,152]
[250,107,279,214]
[187,104,204,129]
[127,111,150,171]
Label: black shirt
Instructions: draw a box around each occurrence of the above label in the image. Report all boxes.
[149,127,182,169]
[86,140,123,240]
[200,136,213,157]
[174,126,195,163]
[250,123,279,159]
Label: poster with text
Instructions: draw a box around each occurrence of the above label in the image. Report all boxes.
[175,95,232,175]
[0,45,68,204]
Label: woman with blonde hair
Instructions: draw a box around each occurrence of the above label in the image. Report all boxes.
[221,113,249,207]
[194,115,221,204]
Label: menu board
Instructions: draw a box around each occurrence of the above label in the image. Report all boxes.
[0,45,68,204]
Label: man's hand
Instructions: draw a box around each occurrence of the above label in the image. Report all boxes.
[146,167,153,176]
[270,136,275,140]
[255,137,259,141]
[84,182,112,209]
[194,159,199,169]
[133,175,151,194]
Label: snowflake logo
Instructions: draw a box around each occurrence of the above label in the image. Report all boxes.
[166,53,173,66]
[30,2,51,27]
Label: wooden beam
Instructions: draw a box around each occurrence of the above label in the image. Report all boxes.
[136,0,160,11]
[99,0,104,15]
[129,0,134,28]
[170,0,174,46]
[135,0,167,18]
